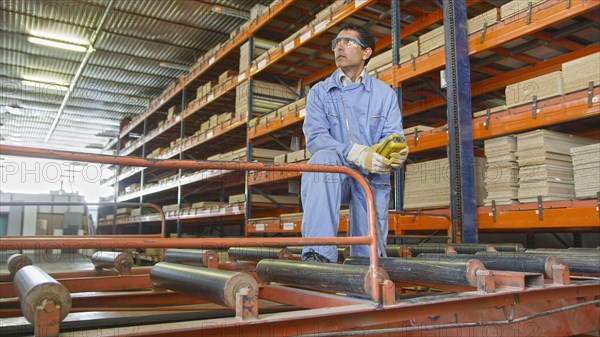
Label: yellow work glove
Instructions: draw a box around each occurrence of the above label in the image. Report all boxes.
[389,147,409,168]
[375,134,408,168]
[347,144,391,174]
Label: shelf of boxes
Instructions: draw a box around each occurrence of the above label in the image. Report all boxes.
[242,0,600,234]
[98,202,247,227]
[113,0,296,144]
[407,87,600,153]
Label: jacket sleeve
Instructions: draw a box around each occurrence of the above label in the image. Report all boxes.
[303,85,351,158]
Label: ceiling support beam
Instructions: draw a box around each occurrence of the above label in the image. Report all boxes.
[46,0,115,142]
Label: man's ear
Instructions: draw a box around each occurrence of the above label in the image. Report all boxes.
[362,47,373,61]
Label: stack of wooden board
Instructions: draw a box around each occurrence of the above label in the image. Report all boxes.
[562,52,600,94]
[367,41,420,75]
[207,147,288,162]
[235,80,298,116]
[505,71,564,108]
[418,9,499,54]
[570,143,600,199]
[239,38,277,73]
[228,193,299,204]
[403,157,487,210]
[484,135,519,205]
[516,130,595,202]
[500,0,548,21]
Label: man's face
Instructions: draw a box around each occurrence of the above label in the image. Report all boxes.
[333,29,370,69]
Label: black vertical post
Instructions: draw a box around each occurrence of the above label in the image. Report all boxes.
[177,90,186,238]
[391,0,405,212]
[139,119,147,235]
[443,0,477,243]
[112,138,121,235]
[244,36,255,232]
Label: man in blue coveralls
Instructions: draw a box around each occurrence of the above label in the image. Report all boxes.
[301,23,408,263]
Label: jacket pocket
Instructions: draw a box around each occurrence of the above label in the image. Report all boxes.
[369,115,386,140]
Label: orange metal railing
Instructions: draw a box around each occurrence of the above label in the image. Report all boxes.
[0,144,384,305]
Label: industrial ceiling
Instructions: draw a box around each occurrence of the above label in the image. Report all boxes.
[0,0,272,153]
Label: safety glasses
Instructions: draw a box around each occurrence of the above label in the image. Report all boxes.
[331,36,367,51]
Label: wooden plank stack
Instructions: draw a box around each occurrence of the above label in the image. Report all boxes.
[367,41,420,76]
[229,193,299,204]
[570,143,600,199]
[207,147,288,162]
[236,80,298,117]
[484,135,519,205]
[516,130,596,202]
[239,38,277,73]
[562,52,600,94]
[403,157,487,210]
[418,9,499,55]
[500,0,548,21]
[505,71,564,108]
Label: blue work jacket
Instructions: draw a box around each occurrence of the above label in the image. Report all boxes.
[303,68,404,185]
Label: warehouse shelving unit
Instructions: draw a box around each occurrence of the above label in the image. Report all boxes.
[102,0,599,242]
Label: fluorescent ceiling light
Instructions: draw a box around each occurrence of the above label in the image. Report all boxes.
[28,36,89,52]
[4,106,23,115]
[21,75,69,91]
[212,5,250,19]
[22,80,69,91]
[30,31,88,45]
[159,61,190,72]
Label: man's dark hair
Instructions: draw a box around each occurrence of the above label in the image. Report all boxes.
[337,23,375,65]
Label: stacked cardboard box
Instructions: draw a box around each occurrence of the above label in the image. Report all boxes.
[484,135,519,205]
[218,70,237,84]
[250,3,268,20]
[571,143,600,199]
[196,81,215,99]
[403,157,487,210]
[516,130,595,202]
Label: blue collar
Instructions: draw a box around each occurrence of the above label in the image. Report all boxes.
[325,68,373,92]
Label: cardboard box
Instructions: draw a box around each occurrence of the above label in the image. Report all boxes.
[274,153,287,163]
[217,112,232,124]
[218,70,237,84]
[209,114,219,128]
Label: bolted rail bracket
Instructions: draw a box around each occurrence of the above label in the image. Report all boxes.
[236,288,259,321]
[35,299,60,337]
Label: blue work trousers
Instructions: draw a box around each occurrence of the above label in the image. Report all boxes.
[301,150,391,263]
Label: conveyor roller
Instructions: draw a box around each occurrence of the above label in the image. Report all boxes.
[150,262,258,309]
[228,247,292,262]
[14,265,72,323]
[416,253,562,279]
[7,254,32,276]
[164,249,219,267]
[256,259,389,296]
[482,251,600,275]
[344,257,485,287]
[91,251,134,274]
